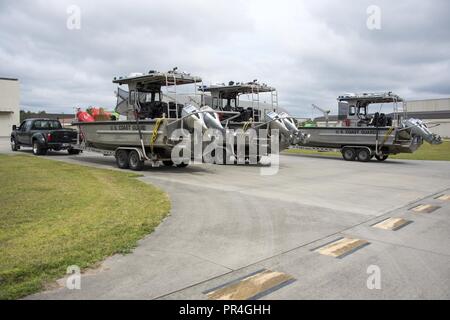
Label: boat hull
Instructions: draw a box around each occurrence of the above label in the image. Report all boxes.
[75,120,173,151]
[74,119,290,159]
[298,126,421,154]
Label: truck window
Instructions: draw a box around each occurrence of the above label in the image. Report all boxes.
[32,120,62,130]
[25,120,33,131]
[18,121,26,131]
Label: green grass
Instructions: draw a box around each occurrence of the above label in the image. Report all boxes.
[390,140,450,161]
[0,154,170,299]
[284,141,450,161]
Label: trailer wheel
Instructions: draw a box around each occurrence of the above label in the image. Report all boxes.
[116,149,129,169]
[342,148,356,161]
[375,154,389,162]
[128,150,144,171]
[357,148,371,162]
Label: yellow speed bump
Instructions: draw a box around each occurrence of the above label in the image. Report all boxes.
[411,204,440,213]
[314,237,369,258]
[372,217,411,231]
[205,269,294,300]
[436,194,450,201]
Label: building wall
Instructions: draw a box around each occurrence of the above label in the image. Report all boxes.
[0,78,20,137]
[404,98,450,138]
[427,119,450,138]
[405,98,450,112]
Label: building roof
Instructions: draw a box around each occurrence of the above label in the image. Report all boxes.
[0,77,18,81]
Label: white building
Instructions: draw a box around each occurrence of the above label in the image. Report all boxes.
[0,78,20,137]
[404,98,450,138]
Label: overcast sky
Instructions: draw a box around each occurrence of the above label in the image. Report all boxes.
[1,0,449,117]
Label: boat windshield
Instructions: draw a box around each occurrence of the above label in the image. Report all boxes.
[129,91,162,105]
[137,92,161,103]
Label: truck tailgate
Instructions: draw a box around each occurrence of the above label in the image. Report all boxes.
[50,130,77,143]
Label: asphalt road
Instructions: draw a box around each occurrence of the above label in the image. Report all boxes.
[1,138,449,299]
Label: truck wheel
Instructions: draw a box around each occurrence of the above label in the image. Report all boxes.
[357,148,371,162]
[11,138,19,151]
[342,148,356,161]
[115,149,129,169]
[128,150,144,171]
[68,148,81,155]
[162,160,174,167]
[375,154,389,161]
[32,141,47,155]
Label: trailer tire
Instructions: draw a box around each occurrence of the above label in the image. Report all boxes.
[357,148,371,162]
[128,150,144,171]
[116,149,129,169]
[342,147,356,161]
[375,154,389,162]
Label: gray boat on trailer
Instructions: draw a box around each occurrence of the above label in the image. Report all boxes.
[73,70,215,169]
[201,81,306,154]
[296,92,442,161]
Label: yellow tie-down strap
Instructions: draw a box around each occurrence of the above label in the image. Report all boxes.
[243,121,252,132]
[381,127,395,145]
[150,118,164,153]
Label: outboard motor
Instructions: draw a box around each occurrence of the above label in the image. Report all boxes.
[265,111,291,137]
[278,112,308,144]
[200,105,225,133]
[182,104,207,132]
[264,111,296,151]
[200,105,236,159]
[402,118,442,145]
[278,112,298,133]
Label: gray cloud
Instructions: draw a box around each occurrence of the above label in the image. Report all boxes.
[0,0,449,117]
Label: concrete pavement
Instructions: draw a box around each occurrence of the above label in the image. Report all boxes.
[1,138,449,299]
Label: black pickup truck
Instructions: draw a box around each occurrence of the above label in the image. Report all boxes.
[10,118,79,155]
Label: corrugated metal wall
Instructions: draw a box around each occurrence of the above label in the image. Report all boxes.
[404,98,450,137]
[405,98,450,112]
